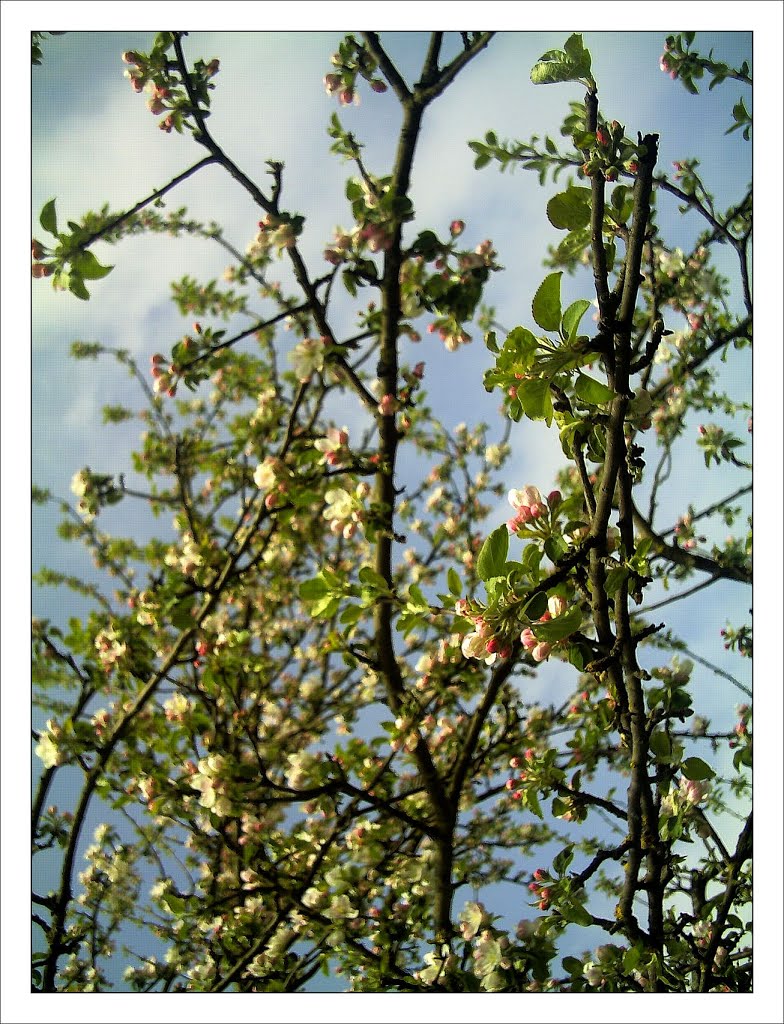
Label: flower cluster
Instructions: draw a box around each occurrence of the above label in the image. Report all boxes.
[506,485,559,533]
[247,213,302,259]
[31,238,53,278]
[314,426,350,466]
[323,35,387,106]
[35,719,64,769]
[188,754,232,816]
[660,775,710,819]
[164,532,204,577]
[94,624,128,674]
[289,336,327,382]
[322,483,369,539]
[70,467,121,522]
[122,47,219,133]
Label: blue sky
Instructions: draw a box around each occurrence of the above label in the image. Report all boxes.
[5,2,784,1021]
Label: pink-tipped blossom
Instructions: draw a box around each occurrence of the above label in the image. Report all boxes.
[324,73,342,95]
[378,393,398,417]
[547,595,566,618]
[520,628,537,650]
[509,485,543,511]
[532,642,552,663]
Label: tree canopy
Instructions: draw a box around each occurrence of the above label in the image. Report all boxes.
[22,21,771,1018]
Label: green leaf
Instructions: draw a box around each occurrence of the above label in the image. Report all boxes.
[604,566,628,596]
[524,591,549,621]
[561,900,593,927]
[553,845,574,875]
[649,729,673,759]
[339,604,362,625]
[407,583,429,610]
[530,36,591,85]
[574,372,615,406]
[358,566,387,591]
[477,525,509,581]
[531,56,584,86]
[563,33,591,74]
[681,757,715,781]
[532,272,563,332]
[518,376,554,425]
[73,250,113,280]
[311,595,341,618]
[543,535,567,564]
[411,230,440,258]
[447,567,462,597]
[40,198,58,236]
[68,275,90,301]
[623,946,641,973]
[503,325,539,370]
[525,789,543,819]
[562,956,582,976]
[561,299,592,341]
[546,188,591,231]
[299,576,330,601]
[170,596,196,630]
[533,604,582,642]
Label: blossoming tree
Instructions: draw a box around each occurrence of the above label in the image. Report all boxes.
[32,30,752,993]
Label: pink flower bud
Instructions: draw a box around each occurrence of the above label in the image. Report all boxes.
[31,263,53,278]
[520,628,537,650]
[205,59,220,77]
[31,239,45,260]
[339,88,355,106]
[547,490,561,507]
[378,393,398,417]
[547,595,566,618]
[324,73,342,95]
[370,79,387,93]
[450,219,465,236]
[596,127,610,146]
[532,642,552,663]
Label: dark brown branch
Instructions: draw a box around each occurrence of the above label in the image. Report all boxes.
[632,500,751,584]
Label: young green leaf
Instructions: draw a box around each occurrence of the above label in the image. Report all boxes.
[518,376,554,425]
[73,250,114,281]
[40,198,58,236]
[561,299,592,341]
[532,271,563,332]
[533,604,582,642]
[546,187,592,231]
[574,372,615,406]
[69,275,90,301]
[447,567,462,597]
[477,525,509,581]
[680,757,715,781]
